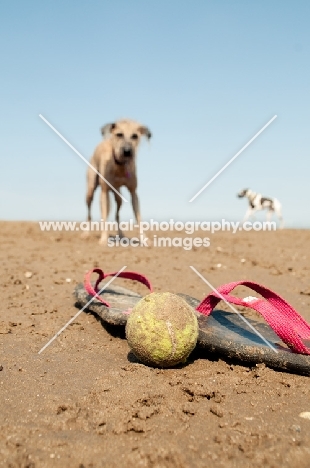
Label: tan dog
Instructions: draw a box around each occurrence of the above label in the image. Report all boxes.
[85,119,151,245]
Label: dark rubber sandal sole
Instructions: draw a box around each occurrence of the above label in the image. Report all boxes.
[73,284,310,376]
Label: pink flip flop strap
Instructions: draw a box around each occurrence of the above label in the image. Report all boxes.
[196,281,310,355]
[84,268,153,307]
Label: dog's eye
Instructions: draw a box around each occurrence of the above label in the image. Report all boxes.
[131,133,138,140]
[116,132,124,138]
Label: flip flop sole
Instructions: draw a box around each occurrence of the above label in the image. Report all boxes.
[74,283,142,326]
[178,294,310,376]
[74,284,310,375]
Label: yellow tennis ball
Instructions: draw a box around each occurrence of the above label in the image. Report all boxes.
[125,292,199,367]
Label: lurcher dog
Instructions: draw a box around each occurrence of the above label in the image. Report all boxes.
[85,119,151,245]
[237,188,284,228]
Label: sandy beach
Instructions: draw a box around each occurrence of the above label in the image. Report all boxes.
[0,222,310,467]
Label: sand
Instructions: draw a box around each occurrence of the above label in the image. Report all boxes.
[0,222,310,467]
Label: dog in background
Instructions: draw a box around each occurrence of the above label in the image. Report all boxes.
[237,188,284,228]
[85,119,151,245]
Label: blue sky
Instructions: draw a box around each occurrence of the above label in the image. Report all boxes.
[1,1,309,227]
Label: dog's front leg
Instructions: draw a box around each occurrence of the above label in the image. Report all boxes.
[243,207,254,222]
[130,190,140,225]
[99,188,110,245]
[266,210,273,222]
[114,192,124,239]
[81,166,98,239]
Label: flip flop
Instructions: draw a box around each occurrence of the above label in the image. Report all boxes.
[73,268,310,376]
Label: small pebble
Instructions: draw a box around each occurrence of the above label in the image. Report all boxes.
[210,405,224,418]
[290,425,301,432]
[299,412,310,420]
[66,278,72,283]
[25,272,33,279]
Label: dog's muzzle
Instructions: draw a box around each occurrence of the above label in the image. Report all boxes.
[122,145,133,158]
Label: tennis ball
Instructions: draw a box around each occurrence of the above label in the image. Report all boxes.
[125,292,199,367]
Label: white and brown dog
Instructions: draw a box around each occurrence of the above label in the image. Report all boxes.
[237,188,284,228]
[85,119,151,245]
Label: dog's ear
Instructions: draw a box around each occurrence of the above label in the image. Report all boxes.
[138,126,152,140]
[101,123,116,137]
